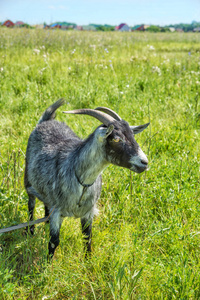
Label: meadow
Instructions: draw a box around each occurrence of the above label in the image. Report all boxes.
[0,28,200,299]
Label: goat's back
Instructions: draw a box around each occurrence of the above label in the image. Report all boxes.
[28,120,81,153]
[25,120,81,192]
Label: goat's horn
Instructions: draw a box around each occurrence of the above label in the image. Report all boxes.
[63,109,115,126]
[95,107,121,121]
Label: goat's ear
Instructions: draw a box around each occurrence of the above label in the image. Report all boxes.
[106,124,114,137]
[130,123,150,135]
[98,125,114,141]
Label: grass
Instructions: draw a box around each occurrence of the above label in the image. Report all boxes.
[0,28,200,299]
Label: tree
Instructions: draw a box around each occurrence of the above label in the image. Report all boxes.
[146,25,161,32]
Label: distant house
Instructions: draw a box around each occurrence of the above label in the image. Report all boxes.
[193,27,200,32]
[132,24,149,31]
[50,23,61,29]
[75,26,83,31]
[169,27,175,32]
[115,23,130,32]
[48,22,76,30]
[82,25,96,31]
[35,24,44,29]
[2,20,15,27]
[176,28,184,32]
[15,21,24,27]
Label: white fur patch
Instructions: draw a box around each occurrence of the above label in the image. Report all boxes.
[129,148,148,172]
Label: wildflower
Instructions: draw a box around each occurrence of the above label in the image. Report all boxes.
[105,48,109,53]
[68,67,71,70]
[162,59,170,64]
[0,67,3,72]
[120,91,123,94]
[152,66,161,76]
[126,84,129,88]
[72,49,76,54]
[147,45,155,50]
[90,45,96,50]
[39,67,46,74]
[33,49,40,55]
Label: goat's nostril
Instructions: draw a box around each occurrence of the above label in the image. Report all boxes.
[141,159,148,165]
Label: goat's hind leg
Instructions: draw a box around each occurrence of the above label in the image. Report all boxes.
[26,186,43,235]
[81,217,93,257]
[26,191,36,235]
[48,209,62,260]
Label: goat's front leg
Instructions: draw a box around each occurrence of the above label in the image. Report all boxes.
[48,209,62,260]
[81,218,93,256]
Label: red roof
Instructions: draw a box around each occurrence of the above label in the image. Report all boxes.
[118,23,127,30]
[2,20,15,27]
[15,21,24,26]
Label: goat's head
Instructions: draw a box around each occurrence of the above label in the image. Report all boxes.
[63,107,149,173]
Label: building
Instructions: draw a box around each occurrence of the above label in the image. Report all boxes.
[115,23,130,32]
[193,27,200,32]
[15,21,24,27]
[176,28,184,32]
[81,25,96,31]
[132,24,149,31]
[50,23,61,29]
[75,25,83,31]
[2,20,15,27]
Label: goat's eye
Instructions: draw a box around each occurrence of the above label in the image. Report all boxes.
[112,137,122,143]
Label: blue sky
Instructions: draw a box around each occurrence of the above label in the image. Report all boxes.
[0,0,199,26]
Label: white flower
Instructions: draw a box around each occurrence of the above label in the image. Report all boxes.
[152,66,161,76]
[90,45,96,50]
[126,84,129,88]
[68,67,71,70]
[33,49,40,54]
[147,45,155,50]
[39,67,46,74]
[0,67,3,72]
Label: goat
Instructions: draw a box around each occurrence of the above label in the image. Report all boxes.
[24,99,149,258]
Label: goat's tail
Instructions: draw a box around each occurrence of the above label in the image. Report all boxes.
[38,98,65,124]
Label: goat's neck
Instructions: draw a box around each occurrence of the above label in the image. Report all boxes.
[75,135,108,186]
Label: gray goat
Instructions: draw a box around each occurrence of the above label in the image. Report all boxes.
[24,99,149,258]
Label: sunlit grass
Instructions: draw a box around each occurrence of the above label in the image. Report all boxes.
[0,28,200,299]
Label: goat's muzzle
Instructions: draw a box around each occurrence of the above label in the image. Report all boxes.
[129,149,149,173]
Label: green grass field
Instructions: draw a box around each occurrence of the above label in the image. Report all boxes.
[0,28,200,299]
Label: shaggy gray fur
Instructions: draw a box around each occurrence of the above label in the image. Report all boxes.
[24,99,149,257]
